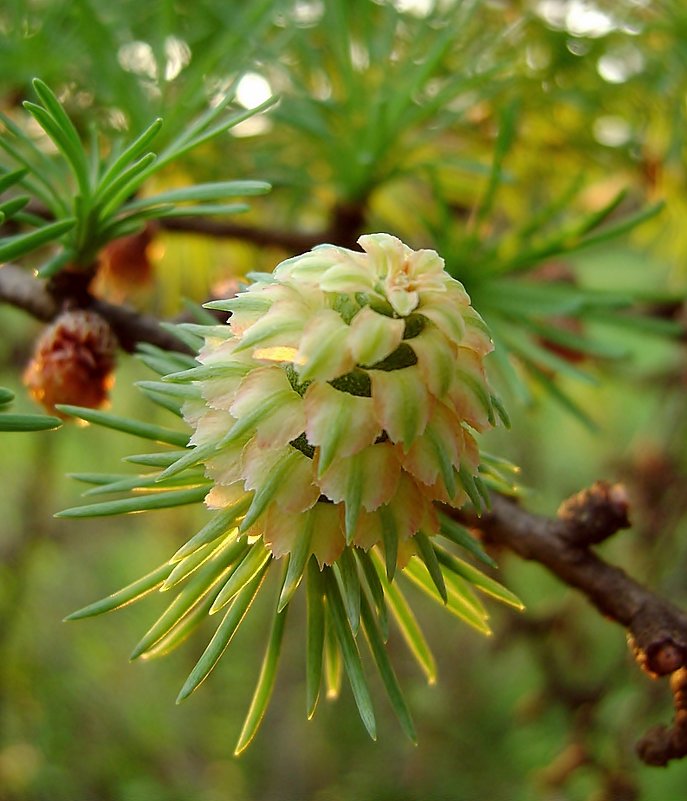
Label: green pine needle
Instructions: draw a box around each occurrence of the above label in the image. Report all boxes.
[305,558,325,719]
[177,566,268,703]
[324,569,377,740]
[234,600,289,755]
[55,486,209,518]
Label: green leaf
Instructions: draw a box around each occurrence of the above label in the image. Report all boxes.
[0,167,29,194]
[123,180,270,212]
[130,540,244,659]
[171,496,252,562]
[355,549,389,641]
[458,466,484,512]
[476,100,517,223]
[157,322,205,351]
[491,393,511,429]
[124,450,189,468]
[0,413,62,432]
[234,601,289,755]
[360,593,417,744]
[324,569,377,740]
[575,200,664,253]
[157,440,219,481]
[145,202,251,218]
[96,152,158,215]
[0,116,67,213]
[306,558,325,719]
[206,295,271,313]
[478,281,591,316]
[137,389,184,418]
[379,505,398,580]
[438,514,497,568]
[97,117,163,195]
[32,79,87,163]
[0,195,30,219]
[136,380,200,401]
[55,405,190,446]
[0,387,15,406]
[55,486,209,518]
[176,324,230,341]
[583,308,686,337]
[25,80,91,197]
[163,363,251,384]
[403,558,491,634]
[490,331,533,405]
[474,474,492,511]
[137,343,197,369]
[278,516,314,612]
[141,593,215,659]
[434,546,524,610]
[158,96,277,170]
[324,610,343,700]
[162,537,247,592]
[333,548,361,635]
[137,352,193,378]
[239,451,298,531]
[210,544,271,614]
[67,472,127,486]
[65,561,173,620]
[176,565,268,702]
[520,318,629,359]
[528,366,598,431]
[0,218,76,262]
[36,249,73,278]
[181,299,223,325]
[82,471,204,496]
[373,555,436,683]
[414,531,447,604]
[99,211,169,242]
[501,328,599,386]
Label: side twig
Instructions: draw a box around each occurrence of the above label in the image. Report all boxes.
[453,481,687,766]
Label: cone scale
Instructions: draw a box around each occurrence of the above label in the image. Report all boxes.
[183,233,499,570]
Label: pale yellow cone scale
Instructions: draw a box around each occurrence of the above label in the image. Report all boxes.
[183,233,501,565]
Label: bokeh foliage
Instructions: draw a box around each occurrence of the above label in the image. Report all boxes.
[1,1,687,800]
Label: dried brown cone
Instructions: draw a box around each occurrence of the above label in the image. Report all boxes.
[23,310,118,416]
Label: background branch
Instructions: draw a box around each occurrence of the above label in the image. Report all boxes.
[454,482,687,766]
[158,217,324,252]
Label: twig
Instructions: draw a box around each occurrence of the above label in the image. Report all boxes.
[0,263,57,321]
[0,264,192,354]
[90,298,194,355]
[454,481,687,766]
[158,217,324,252]
[158,199,367,251]
[637,668,687,765]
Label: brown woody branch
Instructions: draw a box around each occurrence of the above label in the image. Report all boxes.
[0,264,193,354]
[636,668,687,766]
[0,263,56,321]
[158,199,367,251]
[454,481,687,766]
[158,217,324,252]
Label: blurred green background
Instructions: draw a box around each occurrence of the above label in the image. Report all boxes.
[1,1,687,799]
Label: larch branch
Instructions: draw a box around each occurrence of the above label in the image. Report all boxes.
[453,481,687,766]
[0,264,192,354]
